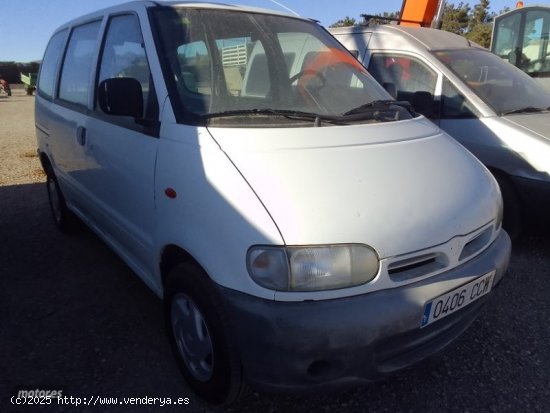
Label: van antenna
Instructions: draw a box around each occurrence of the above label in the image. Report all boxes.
[267,0,300,17]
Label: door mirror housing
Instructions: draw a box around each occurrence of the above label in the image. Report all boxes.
[98,78,143,118]
[412,91,437,118]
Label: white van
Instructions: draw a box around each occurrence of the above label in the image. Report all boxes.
[36,2,510,404]
[330,24,550,238]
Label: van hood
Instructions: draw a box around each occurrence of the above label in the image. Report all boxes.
[207,119,499,258]
[502,112,550,142]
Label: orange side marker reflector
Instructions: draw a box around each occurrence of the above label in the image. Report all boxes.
[165,188,177,199]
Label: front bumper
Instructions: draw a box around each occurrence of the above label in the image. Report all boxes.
[217,230,511,392]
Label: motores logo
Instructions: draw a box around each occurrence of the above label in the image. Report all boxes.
[17,389,63,398]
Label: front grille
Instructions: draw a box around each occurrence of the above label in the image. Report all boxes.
[385,225,494,285]
[388,252,447,282]
[459,227,493,261]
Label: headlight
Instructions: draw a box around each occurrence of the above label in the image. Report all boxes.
[247,244,379,292]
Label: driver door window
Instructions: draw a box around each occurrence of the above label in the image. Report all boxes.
[368,53,437,118]
[368,53,436,100]
[97,14,155,120]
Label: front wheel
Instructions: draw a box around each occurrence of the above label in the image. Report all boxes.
[165,263,244,405]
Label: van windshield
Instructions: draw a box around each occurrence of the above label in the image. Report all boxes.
[151,7,403,126]
[433,48,550,115]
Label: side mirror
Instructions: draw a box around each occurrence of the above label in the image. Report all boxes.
[412,91,436,118]
[383,82,397,99]
[98,78,143,118]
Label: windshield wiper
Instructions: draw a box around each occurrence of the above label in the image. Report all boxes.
[204,103,410,125]
[202,108,349,126]
[203,108,313,119]
[502,106,548,115]
[343,100,412,117]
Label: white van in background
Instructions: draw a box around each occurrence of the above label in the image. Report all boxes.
[330,24,550,238]
[36,2,510,404]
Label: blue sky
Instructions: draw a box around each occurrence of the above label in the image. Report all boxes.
[1,0,512,62]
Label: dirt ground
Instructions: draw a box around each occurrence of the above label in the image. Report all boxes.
[0,86,45,186]
[1,86,549,412]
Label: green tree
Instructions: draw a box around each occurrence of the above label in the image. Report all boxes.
[329,16,357,28]
[466,0,492,47]
[441,2,471,35]
[0,61,40,84]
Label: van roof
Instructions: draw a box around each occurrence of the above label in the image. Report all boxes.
[54,1,306,31]
[158,1,300,18]
[329,25,483,51]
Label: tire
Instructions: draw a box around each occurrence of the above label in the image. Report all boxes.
[45,168,78,233]
[495,174,522,240]
[165,263,244,405]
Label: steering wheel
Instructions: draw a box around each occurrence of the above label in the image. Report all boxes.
[289,69,326,86]
[289,69,326,108]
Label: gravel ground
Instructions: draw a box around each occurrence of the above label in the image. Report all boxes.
[0,87,45,185]
[1,86,549,412]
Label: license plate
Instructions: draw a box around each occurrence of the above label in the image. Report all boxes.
[420,271,495,328]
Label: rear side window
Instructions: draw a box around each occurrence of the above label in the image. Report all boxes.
[58,21,101,106]
[37,30,67,99]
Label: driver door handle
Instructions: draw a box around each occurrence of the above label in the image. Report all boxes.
[76,126,87,146]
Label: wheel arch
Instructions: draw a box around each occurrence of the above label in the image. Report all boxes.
[487,167,522,203]
[39,151,53,176]
[487,167,523,239]
[160,245,207,290]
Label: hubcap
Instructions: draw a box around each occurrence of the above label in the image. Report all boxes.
[171,293,213,382]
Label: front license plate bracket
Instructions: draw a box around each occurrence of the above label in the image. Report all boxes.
[420,270,495,328]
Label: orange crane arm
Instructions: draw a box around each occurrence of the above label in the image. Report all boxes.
[399,0,441,27]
